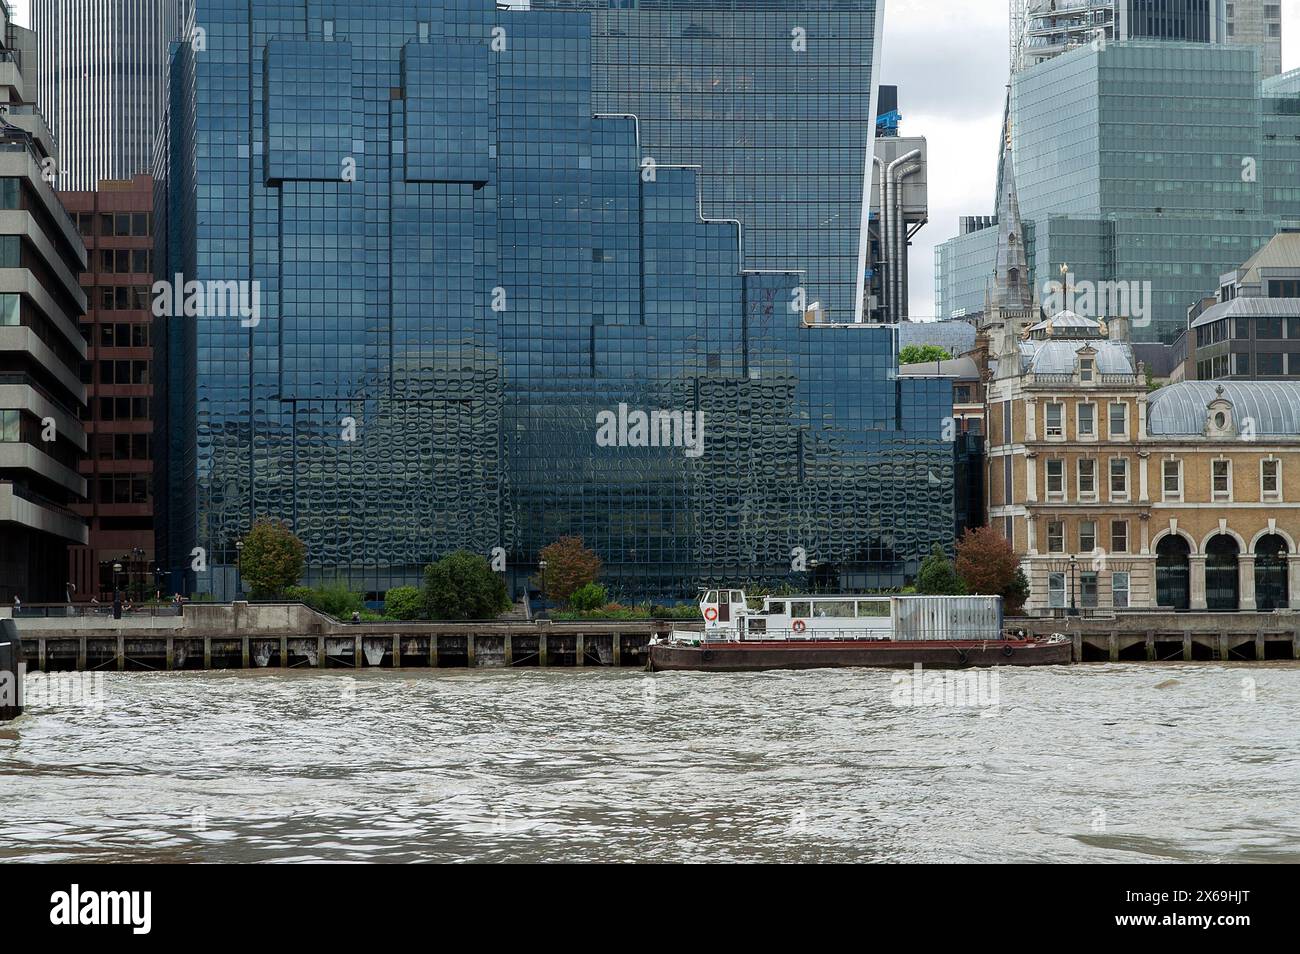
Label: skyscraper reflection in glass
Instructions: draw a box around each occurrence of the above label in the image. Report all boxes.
[157,1,954,601]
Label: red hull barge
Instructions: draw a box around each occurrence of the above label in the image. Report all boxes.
[648,637,1072,672]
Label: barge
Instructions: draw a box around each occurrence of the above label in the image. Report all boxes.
[648,590,1071,672]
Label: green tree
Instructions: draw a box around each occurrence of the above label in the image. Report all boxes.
[423,550,510,620]
[915,543,966,595]
[535,535,602,605]
[568,582,608,611]
[239,518,305,598]
[898,344,952,366]
[383,585,425,621]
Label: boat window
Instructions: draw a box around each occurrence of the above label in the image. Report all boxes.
[790,601,811,618]
[730,590,744,603]
[813,601,855,618]
[767,601,786,615]
[856,601,889,617]
[705,591,718,604]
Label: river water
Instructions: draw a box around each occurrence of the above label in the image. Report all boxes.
[2,663,1297,863]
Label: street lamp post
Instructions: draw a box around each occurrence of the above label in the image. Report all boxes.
[112,562,123,620]
[235,540,244,600]
[1069,554,1079,617]
[538,559,548,607]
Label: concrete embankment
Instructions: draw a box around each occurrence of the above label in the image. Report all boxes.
[5,602,682,671]
[1013,611,1300,662]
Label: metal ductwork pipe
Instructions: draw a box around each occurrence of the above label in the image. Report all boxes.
[887,149,922,322]
[873,154,887,322]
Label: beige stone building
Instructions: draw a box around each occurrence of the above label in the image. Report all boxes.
[986,312,1300,614]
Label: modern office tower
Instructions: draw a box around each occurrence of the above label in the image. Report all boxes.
[0,9,90,602]
[868,86,928,323]
[531,0,884,324]
[156,2,952,601]
[61,176,157,600]
[1186,232,1300,380]
[936,40,1298,343]
[1010,1,1283,74]
[1224,0,1283,79]
[33,0,183,190]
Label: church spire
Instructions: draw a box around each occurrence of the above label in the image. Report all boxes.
[991,116,1031,313]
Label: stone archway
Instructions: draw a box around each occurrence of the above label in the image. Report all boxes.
[1155,534,1191,610]
[1204,534,1240,611]
[1254,533,1290,612]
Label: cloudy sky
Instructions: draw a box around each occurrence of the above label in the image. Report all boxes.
[884,0,1300,321]
[9,0,1300,320]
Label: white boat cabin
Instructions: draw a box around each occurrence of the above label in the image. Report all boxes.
[699,590,892,641]
[695,590,1004,642]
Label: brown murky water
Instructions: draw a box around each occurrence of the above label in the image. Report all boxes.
[1,664,1297,862]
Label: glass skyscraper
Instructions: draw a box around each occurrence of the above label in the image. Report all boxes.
[157,0,954,601]
[34,0,185,189]
[936,40,1299,343]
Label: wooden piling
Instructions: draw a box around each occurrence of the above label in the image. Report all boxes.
[1144,630,1154,662]
[354,634,362,669]
[165,636,174,671]
[316,635,325,668]
[77,636,87,671]
[1218,634,1229,661]
[428,634,438,668]
[576,633,586,666]
[241,635,250,669]
[203,636,212,669]
[37,637,46,672]
[466,633,476,668]
[116,635,125,671]
[1108,632,1119,663]
[612,633,621,666]
[280,635,288,668]
[1255,631,1265,661]
[1182,631,1192,661]
[392,634,401,667]
[538,633,548,667]
[504,634,513,666]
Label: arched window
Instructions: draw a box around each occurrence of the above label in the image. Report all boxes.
[1156,534,1190,610]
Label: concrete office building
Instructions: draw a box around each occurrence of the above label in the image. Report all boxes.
[0,5,89,602]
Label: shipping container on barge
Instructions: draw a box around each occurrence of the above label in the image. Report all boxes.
[648,590,1071,672]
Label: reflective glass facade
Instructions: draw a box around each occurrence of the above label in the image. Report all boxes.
[936,41,1300,342]
[158,1,953,601]
[533,0,882,324]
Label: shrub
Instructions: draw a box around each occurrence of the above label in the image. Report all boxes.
[284,579,364,619]
[915,543,966,595]
[568,582,607,611]
[423,550,510,620]
[383,585,425,621]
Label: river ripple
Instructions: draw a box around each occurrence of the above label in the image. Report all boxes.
[1,663,1297,863]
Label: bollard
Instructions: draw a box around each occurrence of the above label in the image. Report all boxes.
[1,618,23,721]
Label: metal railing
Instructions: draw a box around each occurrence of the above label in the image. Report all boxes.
[13,603,182,619]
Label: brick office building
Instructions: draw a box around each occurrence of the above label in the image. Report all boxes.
[61,175,156,601]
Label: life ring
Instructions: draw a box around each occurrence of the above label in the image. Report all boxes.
[1002,645,1014,658]
[704,607,718,622]
[792,620,807,634]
